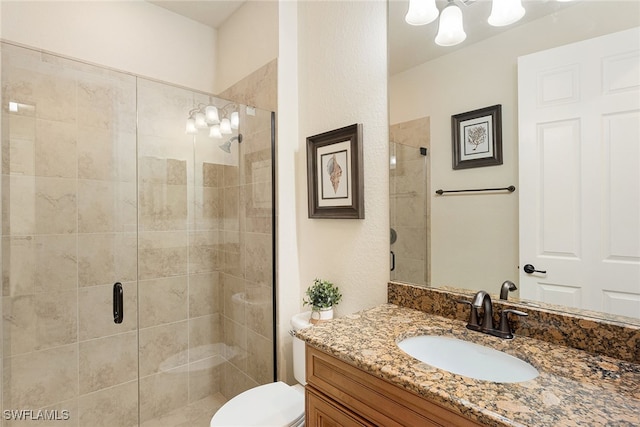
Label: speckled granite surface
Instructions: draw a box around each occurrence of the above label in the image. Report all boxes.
[297,304,640,427]
[388,282,640,363]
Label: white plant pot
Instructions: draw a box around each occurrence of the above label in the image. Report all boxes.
[310,306,334,325]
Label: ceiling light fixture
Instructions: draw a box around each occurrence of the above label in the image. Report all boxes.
[186,102,239,138]
[435,0,466,47]
[405,0,541,47]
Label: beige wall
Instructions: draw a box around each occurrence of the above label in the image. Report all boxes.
[274,0,390,384]
[0,0,217,93]
[215,1,279,94]
[389,1,640,293]
[275,0,301,384]
[294,0,389,316]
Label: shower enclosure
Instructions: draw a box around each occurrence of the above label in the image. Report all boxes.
[1,43,275,426]
[389,118,430,287]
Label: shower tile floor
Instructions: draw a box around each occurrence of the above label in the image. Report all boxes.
[141,393,227,427]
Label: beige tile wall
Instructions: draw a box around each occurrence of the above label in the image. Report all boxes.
[217,60,276,399]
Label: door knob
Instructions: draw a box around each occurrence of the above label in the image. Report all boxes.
[523,264,546,274]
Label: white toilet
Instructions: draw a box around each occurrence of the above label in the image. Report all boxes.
[210,312,311,427]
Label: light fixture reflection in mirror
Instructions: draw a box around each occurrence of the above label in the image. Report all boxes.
[401,0,577,50]
[488,0,525,27]
[405,0,439,25]
[435,1,466,46]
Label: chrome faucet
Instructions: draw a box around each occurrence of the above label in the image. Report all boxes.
[458,290,528,339]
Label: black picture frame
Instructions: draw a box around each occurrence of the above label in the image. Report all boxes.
[451,104,503,170]
[306,124,364,219]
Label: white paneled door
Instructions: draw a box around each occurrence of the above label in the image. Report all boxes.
[518,27,640,319]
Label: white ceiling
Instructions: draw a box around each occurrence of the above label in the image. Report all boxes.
[146,0,576,75]
[147,0,245,28]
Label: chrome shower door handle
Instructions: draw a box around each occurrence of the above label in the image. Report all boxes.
[113,282,123,324]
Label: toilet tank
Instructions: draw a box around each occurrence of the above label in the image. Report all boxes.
[290,312,312,385]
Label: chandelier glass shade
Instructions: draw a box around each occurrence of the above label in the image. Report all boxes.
[435,1,466,47]
[405,0,439,25]
[488,0,525,27]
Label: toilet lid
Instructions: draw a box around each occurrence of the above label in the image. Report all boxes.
[210,381,304,427]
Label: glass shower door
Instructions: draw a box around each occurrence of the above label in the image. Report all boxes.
[136,79,217,425]
[135,79,276,425]
[389,140,429,286]
[1,43,140,426]
[1,42,276,427]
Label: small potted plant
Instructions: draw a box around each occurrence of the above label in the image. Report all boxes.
[303,278,342,324]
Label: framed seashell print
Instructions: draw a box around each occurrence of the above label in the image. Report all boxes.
[306,124,364,219]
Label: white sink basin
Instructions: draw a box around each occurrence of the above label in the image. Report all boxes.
[397,335,539,383]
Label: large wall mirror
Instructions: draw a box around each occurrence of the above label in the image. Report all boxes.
[388,0,640,324]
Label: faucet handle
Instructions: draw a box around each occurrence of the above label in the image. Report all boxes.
[456,299,480,329]
[503,309,528,317]
[498,309,528,339]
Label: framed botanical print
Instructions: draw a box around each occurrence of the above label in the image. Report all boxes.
[451,104,503,169]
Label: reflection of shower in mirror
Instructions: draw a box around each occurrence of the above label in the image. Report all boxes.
[219,134,243,153]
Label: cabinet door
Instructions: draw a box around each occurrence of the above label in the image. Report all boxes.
[306,387,375,427]
[306,345,483,427]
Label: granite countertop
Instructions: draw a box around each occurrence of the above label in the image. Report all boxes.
[296,304,640,427]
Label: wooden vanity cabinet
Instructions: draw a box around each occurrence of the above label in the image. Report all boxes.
[305,345,483,427]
